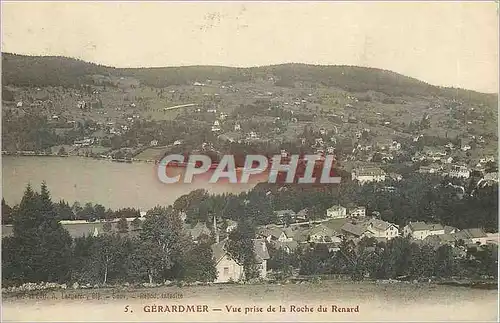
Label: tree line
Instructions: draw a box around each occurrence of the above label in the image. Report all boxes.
[267,236,497,281]
[2,198,141,225]
[2,183,219,287]
[2,180,498,287]
[172,173,498,232]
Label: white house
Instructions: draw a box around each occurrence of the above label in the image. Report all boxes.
[456,228,489,245]
[225,220,238,233]
[403,222,445,240]
[274,210,296,222]
[326,205,347,219]
[351,167,386,184]
[348,207,366,218]
[247,131,259,140]
[307,225,341,243]
[211,239,269,283]
[418,164,442,174]
[389,141,401,151]
[365,219,399,240]
[449,165,470,179]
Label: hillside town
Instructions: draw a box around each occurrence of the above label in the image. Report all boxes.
[3,181,497,284]
[1,55,498,287]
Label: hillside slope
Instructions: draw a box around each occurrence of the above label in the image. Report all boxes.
[2,53,497,107]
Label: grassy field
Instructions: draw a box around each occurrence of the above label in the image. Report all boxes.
[3,281,497,322]
[134,147,168,161]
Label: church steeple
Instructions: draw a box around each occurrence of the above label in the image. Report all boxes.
[213,215,219,243]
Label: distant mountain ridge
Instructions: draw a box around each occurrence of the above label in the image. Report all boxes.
[1,52,497,106]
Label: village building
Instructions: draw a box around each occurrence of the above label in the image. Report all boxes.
[348,206,366,218]
[403,222,445,240]
[225,220,238,233]
[326,205,347,219]
[307,224,341,243]
[257,225,293,243]
[423,146,447,161]
[453,228,489,245]
[274,241,299,254]
[296,208,309,222]
[188,222,212,242]
[418,164,442,174]
[274,210,296,222]
[340,222,373,239]
[351,167,386,184]
[364,218,399,239]
[388,173,403,181]
[449,165,470,179]
[211,239,269,283]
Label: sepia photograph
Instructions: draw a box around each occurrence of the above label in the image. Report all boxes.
[1,1,498,322]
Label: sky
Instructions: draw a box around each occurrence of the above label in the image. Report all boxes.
[1,1,498,93]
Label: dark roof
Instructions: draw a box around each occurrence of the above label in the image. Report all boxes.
[308,224,336,237]
[274,210,296,217]
[444,226,458,234]
[211,240,228,264]
[323,218,349,231]
[353,167,386,176]
[341,223,367,237]
[211,239,270,265]
[273,240,299,251]
[366,219,396,232]
[253,239,270,262]
[2,221,140,239]
[408,222,444,232]
[189,222,211,239]
[463,228,487,239]
[258,225,284,239]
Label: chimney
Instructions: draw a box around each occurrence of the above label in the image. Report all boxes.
[213,215,219,243]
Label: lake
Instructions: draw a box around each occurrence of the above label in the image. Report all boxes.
[2,156,255,210]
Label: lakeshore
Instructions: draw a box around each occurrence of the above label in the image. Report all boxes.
[2,155,255,210]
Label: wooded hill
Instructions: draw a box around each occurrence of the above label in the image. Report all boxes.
[2,53,497,107]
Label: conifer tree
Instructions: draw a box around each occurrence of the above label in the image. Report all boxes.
[9,183,72,283]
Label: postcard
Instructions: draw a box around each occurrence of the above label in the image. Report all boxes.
[1,1,498,322]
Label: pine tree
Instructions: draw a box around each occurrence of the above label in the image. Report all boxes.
[7,183,72,283]
[1,198,13,225]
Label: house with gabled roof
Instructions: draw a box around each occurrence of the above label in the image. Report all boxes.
[458,228,488,245]
[403,222,445,240]
[351,167,386,184]
[326,205,347,219]
[341,222,373,239]
[188,222,212,242]
[364,218,399,240]
[257,225,293,242]
[211,239,270,283]
[307,224,341,243]
[274,240,299,254]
